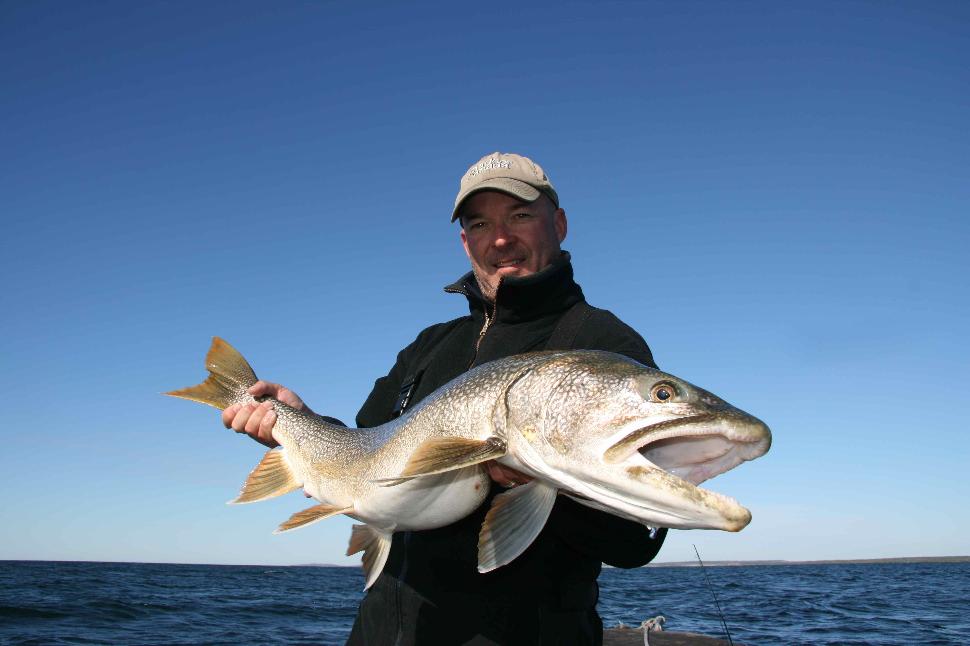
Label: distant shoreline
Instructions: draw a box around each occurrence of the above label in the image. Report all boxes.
[645,555,970,567]
[3,556,968,568]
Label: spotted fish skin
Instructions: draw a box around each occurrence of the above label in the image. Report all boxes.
[167,338,771,588]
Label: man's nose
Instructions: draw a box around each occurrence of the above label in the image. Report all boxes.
[492,223,515,247]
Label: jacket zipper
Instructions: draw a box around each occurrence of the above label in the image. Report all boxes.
[445,282,498,369]
[469,299,497,368]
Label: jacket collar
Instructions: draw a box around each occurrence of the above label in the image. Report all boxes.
[444,251,584,324]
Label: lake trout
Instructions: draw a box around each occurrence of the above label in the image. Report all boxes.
[167,338,771,588]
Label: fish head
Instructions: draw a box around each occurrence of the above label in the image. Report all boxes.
[502,351,772,531]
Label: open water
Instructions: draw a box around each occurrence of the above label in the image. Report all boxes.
[1,560,967,645]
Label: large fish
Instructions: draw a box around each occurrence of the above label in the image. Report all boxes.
[167,338,771,588]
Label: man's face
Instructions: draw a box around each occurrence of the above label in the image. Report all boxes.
[458,190,567,302]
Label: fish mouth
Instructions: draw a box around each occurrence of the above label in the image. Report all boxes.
[604,413,771,486]
[564,460,753,531]
[567,412,771,531]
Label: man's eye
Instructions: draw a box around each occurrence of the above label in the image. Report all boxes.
[513,212,533,220]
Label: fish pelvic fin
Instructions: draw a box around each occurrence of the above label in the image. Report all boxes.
[373,436,507,486]
[165,337,258,409]
[477,481,558,573]
[274,503,352,534]
[229,449,301,504]
[347,524,392,590]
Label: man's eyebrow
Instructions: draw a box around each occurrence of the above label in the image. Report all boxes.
[509,198,538,210]
[459,199,535,223]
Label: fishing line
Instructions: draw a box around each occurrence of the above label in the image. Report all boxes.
[693,544,734,646]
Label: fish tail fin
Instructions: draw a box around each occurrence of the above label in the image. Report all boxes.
[165,337,258,409]
[229,449,302,504]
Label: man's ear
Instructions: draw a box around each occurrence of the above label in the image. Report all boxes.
[555,208,567,243]
[460,227,472,259]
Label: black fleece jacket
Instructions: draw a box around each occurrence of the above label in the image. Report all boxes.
[346,253,667,646]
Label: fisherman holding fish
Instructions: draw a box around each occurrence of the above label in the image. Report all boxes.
[224,153,670,644]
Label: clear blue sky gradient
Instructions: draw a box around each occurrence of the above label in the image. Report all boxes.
[2,1,967,566]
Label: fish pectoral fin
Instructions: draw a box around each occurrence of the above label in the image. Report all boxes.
[229,449,301,504]
[346,524,392,590]
[274,504,352,534]
[477,481,558,573]
[373,437,507,486]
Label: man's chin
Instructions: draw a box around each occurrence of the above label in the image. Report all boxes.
[474,267,534,301]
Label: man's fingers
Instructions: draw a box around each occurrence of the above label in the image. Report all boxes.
[249,380,280,397]
[258,408,277,442]
[244,401,273,435]
[485,461,533,487]
[230,404,255,433]
[243,407,262,435]
[249,381,307,409]
[244,381,307,414]
[222,404,240,429]
[221,401,279,448]
[273,386,304,410]
[278,389,303,409]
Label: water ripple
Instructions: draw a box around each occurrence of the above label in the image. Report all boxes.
[0,561,967,645]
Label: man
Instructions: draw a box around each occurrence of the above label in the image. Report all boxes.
[223,152,667,645]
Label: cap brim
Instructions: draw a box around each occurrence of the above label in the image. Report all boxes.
[451,178,542,222]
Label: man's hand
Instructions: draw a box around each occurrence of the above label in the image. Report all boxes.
[485,461,533,488]
[221,381,310,448]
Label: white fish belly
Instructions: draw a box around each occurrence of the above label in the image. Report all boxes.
[355,466,491,531]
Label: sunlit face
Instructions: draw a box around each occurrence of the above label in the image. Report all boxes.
[458,190,567,302]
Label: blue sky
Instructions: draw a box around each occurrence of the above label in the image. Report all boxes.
[2,1,967,566]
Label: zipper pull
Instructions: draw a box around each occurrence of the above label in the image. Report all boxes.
[469,304,496,368]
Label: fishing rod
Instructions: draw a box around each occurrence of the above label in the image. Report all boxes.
[693,544,734,646]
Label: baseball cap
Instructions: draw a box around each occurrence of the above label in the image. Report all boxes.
[451,152,560,222]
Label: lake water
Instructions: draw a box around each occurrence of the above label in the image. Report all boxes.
[1,560,967,644]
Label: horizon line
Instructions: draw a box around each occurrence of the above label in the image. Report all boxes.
[3,555,968,568]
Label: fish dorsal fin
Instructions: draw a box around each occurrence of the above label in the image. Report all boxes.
[477,480,558,573]
[229,449,301,504]
[374,437,507,486]
[346,524,392,590]
[165,337,258,409]
[274,503,352,534]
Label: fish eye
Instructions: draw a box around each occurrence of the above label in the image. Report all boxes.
[650,383,675,402]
